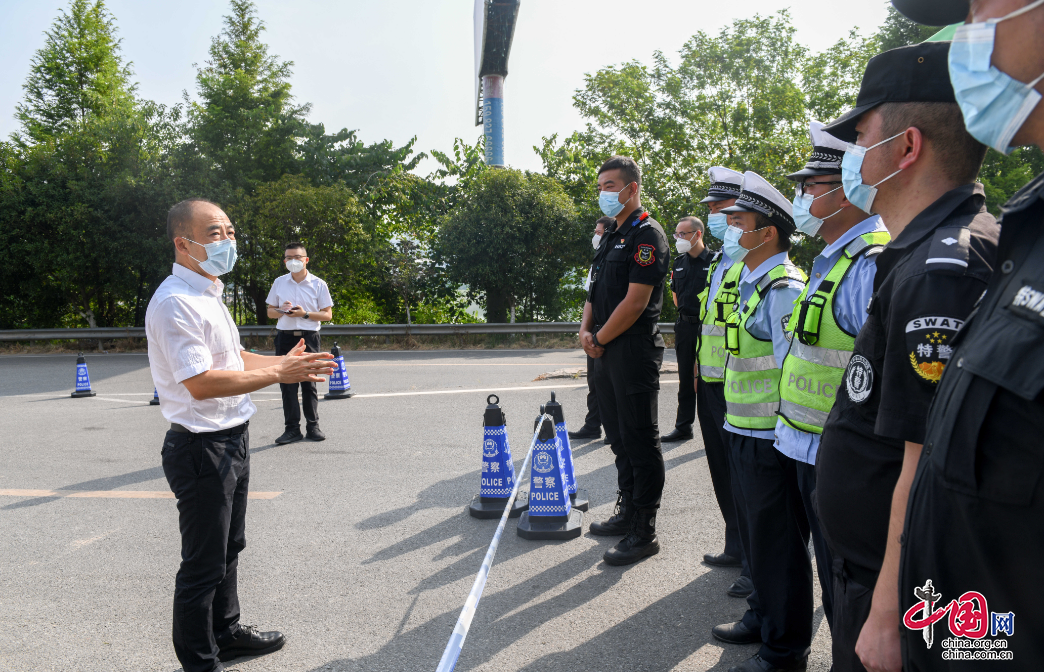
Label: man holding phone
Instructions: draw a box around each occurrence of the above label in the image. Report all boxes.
[266,242,334,444]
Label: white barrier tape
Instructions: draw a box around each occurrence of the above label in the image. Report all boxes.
[434,414,548,672]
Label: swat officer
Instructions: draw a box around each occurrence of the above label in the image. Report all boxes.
[814,42,999,672]
[891,1,1043,670]
[580,155,670,566]
[662,215,714,443]
[777,120,891,637]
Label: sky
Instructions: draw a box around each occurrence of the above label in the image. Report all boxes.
[0,1,892,175]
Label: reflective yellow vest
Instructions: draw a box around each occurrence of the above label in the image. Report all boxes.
[723,262,807,430]
[778,231,890,433]
[697,257,744,383]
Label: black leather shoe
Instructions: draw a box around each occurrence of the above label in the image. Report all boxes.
[727,575,754,598]
[567,425,601,440]
[704,552,742,567]
[306,426,326,441]
[217,624,286,662]
[711,620,761,645]
[660,427,694,442]
[728,654,807,672]
[603,509,660,566]
[589,491,634,536]
[275,428,303,445]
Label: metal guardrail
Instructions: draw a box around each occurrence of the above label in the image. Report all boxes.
[0,322,676,342]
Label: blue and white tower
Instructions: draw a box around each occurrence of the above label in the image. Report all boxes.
[474,0,519,167]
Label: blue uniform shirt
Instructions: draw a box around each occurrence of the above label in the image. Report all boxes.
[703,252,737,316]
[773,215,887,464]
[724,251,805,440]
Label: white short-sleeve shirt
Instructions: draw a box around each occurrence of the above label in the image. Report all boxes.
[145,264,257,432]
[265,271,333,332]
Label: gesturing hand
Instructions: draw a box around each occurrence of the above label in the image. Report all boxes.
[277,338,335,383]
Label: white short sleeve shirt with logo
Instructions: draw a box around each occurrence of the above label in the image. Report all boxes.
[265,271,333,332]
[145,264,257,432]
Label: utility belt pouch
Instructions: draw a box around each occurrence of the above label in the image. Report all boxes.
[724,312,741,355]
[796,293,827,346]
[714,288,739,323]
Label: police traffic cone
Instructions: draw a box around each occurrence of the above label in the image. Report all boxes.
[324,341,353,399]
[70,352,96,398]
[150,388,160,405]
[517,410,584,540]
[544,391,588,512]
[469,395,527,519]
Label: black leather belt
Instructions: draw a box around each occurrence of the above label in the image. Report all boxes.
[278,329,305,337]
[170,421,249,436]
[678,314,701,324]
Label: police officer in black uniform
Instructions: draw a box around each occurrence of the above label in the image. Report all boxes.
[580,155,670,566]
[662,216,714,443]
[815,42,1000,672]
[891,1,1043,669]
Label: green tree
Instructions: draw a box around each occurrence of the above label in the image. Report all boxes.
[874,3,941,51]
[435,169,584,323]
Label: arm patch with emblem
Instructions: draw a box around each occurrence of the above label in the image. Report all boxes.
[905,315,964,383]
[635,244,656,267]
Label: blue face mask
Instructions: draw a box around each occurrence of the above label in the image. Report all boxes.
[841,132,905,213]
[183,237,238,276]
[706,212,729,240]
[598,182,634,218]
[791,185,843,237]
[948,0,1044,154]
[722,223,769,263]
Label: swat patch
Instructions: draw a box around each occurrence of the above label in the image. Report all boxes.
[635,244,656,267]
[905,316,962,383]
[845,354,874,403]
[925,226,971,269]
[1009,285,1045,319]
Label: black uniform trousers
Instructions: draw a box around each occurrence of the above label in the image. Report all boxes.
[672,319,699,432]
[695,378,743,560]
[594,333,665,510]
[275,330,320,429]
[829,562,872,672]
[162,424,250,672]
[728,432,813,667]
[581,354,601,430]
[795,459,834,632]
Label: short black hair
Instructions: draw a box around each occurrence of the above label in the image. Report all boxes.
[877,102,987,184]
[679,216,704,236]
[166,198,218,242]
[598,155,641,187]
[755,213,792,252]
[285,241,306,252]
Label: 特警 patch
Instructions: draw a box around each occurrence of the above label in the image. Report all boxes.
[905,315,964,384]
[845,353,874,403]
[634,244,656,267]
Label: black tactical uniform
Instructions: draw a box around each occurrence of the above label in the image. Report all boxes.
[816,184,999,672]
[589,208,670,512]
[899,175,1042,670]
[668,246,715,435]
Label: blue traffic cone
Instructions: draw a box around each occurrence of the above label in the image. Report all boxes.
[71,352,96,398]
[517,410,583,540]
[150,387,160,406]
[544,391,588,512]
[324,341,353,399]
[469,395,527,519]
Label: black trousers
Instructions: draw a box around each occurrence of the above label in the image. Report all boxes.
[275,330,319,429]
[162,425,250,672]
[594,333,665,510]
[830,564,872,672]
[795,458,834,631]
[728,433,813,667]
[582,354,601,429]
[672,319,699,432]
[696,379,743,559]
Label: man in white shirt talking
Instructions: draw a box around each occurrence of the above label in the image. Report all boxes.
[265,242,334,444]
[146,199,334,672]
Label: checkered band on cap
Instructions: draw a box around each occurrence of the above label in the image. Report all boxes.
[805,121,846,169]
[734,171,796,231]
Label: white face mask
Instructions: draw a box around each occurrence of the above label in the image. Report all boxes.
[286,259,305,273]
[591,233,603,250]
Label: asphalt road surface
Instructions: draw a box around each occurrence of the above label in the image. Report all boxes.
[0,349,830,672]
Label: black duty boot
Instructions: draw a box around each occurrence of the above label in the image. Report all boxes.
[589,490,634,536]
[603,508,660,566]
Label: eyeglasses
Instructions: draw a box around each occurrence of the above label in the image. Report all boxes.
[672,231,698,239]
[284,254,307,261]
[796,181,843,197]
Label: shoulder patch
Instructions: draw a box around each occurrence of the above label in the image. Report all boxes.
[635,244,656,267]
[845,354,874,403]
[925,227,971,269]
[640,221,652,228]
[905,315,963,383]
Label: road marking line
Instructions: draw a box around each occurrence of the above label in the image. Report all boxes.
[0,489,281,500]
